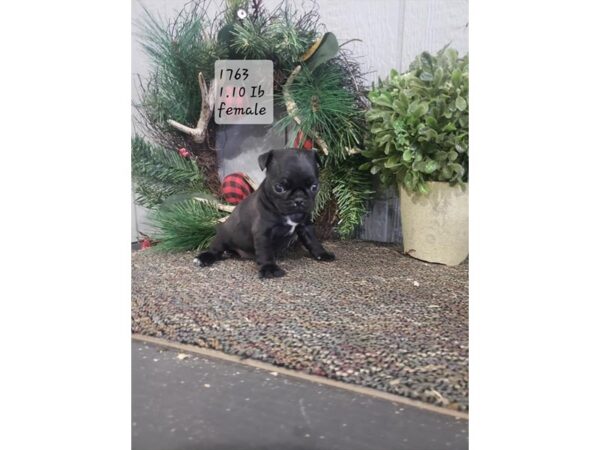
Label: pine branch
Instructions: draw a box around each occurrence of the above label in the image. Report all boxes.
[133,179,179,208]
[150,199,227,252]
[230,19,271,59]
[330,159,374,238]
[131,135,206,208]
[313,166,332,219]
[267,7,317,70]
[135,4,227,138]
[227,2,317,72]
[276,62,365,163]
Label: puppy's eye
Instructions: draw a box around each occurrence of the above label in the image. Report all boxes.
[310,183,319,193]
[274,183,286,194]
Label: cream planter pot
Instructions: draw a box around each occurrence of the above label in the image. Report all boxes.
[399,181,468,266]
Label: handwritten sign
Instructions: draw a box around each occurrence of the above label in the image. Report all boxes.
[214,60,273,125]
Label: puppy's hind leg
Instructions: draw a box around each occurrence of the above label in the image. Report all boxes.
[194,232,227,267]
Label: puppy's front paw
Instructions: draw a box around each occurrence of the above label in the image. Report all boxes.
[314,251,335,262]
[194,252,217,267]
[259,263,286,279]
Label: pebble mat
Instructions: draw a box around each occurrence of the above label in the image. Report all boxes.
[132,240,468,411]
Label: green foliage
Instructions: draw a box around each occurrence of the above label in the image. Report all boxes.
[131,135,206,208]
[134,1,320,152]
[151,199,227,252]
[229,17,271,59]
[267,12,317,70]
[361,47,469,193]
[330,160,374,238]
[276,62,365,164]
[227,3,317,71]
[312,166,332,219]
[136,3,227,134]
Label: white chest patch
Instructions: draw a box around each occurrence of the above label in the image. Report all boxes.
[284,216,299,235]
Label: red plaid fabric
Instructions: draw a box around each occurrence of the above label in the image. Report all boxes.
[221,172,254,205]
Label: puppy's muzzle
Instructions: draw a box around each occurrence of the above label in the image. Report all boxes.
[293,198,305,208]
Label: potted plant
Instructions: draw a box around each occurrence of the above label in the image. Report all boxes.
[361,47,469,265]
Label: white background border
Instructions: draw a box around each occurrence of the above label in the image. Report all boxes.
[1,1,599,449]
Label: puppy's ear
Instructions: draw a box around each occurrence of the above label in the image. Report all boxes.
[310,148,322,168]
[258,150,274,171]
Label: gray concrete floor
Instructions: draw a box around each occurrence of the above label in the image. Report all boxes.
[132,341,468,450]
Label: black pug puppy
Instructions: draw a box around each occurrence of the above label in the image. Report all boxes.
[194,148,335,278]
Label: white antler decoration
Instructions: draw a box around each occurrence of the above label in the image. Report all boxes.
[167,72,216,143]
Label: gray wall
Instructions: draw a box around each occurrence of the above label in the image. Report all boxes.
[131,0,469,242]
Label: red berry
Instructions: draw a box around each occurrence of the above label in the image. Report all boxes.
[293,131,313,150]
[178,148,190,158]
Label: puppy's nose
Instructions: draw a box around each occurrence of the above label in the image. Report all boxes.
[294,198,305,207]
